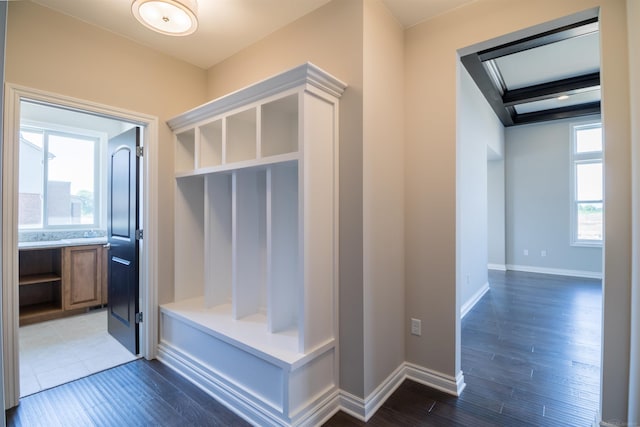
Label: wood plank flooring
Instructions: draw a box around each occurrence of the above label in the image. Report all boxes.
[6,359,251,427]
[325,270,602,426]
[6,270,601,426]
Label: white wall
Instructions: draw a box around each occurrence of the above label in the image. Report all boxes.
[505,116,603,276]
[457,65,504,311]
[488,158,505,268]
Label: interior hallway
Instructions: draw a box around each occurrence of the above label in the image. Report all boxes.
[8,270,601,426]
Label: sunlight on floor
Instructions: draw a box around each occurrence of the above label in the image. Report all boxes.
[19,309,139,397]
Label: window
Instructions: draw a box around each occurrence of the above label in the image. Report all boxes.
[571,122,603,245]
[19,126,100,229]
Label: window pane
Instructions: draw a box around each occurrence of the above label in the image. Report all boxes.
[576,126,602,153]
[18,130,45,228]
[577,202,602,241]
[47,133,96,225]
[576,162,602,201]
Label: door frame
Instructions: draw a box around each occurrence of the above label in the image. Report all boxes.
[1,83,159,408]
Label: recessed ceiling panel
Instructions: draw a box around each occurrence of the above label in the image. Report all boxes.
[514,88,601,114]
[495,32,600,90]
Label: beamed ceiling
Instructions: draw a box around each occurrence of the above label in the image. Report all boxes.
[461,18,601,127]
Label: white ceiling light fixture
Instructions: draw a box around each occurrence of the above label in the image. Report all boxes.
[132,0,198,36]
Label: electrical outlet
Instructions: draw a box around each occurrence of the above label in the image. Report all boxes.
[523,249,529,256]
[541,250,547,257]
[411,318,421,336]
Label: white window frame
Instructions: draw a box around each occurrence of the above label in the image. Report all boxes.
[570,121,603,247]
[19,120,106,231]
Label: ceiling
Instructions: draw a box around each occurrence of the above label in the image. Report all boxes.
[461,18,601,126]
[26,0,596,127]
[28,0,477,70]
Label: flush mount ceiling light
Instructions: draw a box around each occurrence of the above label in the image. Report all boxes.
[132,0,198,36]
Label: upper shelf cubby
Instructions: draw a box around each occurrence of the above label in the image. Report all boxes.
[167,63,346,178]
[261,95,298,158]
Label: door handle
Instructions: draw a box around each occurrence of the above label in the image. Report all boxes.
[103,243,111,250]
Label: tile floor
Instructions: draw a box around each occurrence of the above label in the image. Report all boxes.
[19,309,139,397]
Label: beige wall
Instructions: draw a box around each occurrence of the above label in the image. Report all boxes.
[626,0,640,422]
[5,0,637,422]
[362,0,405,397]
[207,0,367,397]
[405,0,632,422]
[5,1,208,307]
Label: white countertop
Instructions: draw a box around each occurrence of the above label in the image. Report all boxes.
[18,237,108,249]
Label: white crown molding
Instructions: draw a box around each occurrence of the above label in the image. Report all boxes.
[166,62,347,131]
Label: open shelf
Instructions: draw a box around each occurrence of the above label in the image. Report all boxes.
[261,94,298,158]
[164,64,346,426]
[204,173,232,308]
[19,302,64,319]
[226,108,257,163]
[176,129,196,172]
[200,119,223,168]
[19,273,62,286]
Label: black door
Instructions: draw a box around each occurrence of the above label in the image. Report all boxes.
[107,127,140,355]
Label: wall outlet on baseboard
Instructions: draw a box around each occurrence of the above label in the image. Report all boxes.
[523,249,529,256]
[410,318,421,336]
[541,250,547,257]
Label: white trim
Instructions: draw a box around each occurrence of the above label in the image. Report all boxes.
[157,343,273,426]
[157,343,341,427]
[338,390,365,421]
[167,62,347,131]
[362,363,405,421]
[570,120,603,246]
[461,282,490,318]
[405,362,466,396]
[506,264,602,279]
[488,263,507,271]
[337,362,465,422]
[156,352,467,425]
[2,83,159,408]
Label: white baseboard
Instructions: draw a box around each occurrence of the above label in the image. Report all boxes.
[506,264,602,279]
[338,363,415,422]
[157,350,467,426]
[362,363,406,421]
[405,362,466,396]
[338,390,366,421]
[156,343,270,426]
[488,263,507,271]
[157,343,341,427]
[461,282,490,318]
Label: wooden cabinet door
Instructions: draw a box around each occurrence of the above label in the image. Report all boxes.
[63,245,103,310]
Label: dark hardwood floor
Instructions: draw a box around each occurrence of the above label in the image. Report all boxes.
[7,270,601,426]
[325,270,602,427]
[6,359,251,427]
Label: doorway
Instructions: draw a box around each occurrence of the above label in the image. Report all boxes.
[456,10,604,425]
[2,84,159,408]
[16,100,141,396]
